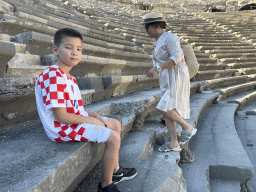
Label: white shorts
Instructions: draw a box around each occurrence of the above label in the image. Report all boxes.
[81,116,111,143]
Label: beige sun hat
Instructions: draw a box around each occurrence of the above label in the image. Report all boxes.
[143,12,166,24]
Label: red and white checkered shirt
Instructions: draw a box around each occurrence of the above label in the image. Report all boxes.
[35,65,89,142]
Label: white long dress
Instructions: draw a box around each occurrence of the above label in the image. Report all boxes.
[153,31,190,119]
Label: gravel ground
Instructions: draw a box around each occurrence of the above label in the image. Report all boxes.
[73,161,103,192]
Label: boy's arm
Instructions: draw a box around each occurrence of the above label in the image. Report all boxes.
[53,108,105,127]
[85,110,108,127]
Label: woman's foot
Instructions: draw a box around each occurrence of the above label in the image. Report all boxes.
[179,126,197,145]
[158,142,181,152]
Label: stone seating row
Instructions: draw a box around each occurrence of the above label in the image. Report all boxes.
[0,70,161,128]
[0,14,143,53]
[11,12,135,46]
[13,6,104,31]
[0,84,220,192]
[0,0,12,14]
[2,35,227,82]
[2,0,148,48]
[116,92,221,192]
[12,31,151,62]
[197,11,256,46]
[0,40,25,78]
[5,0,86,20]
[181,98,253,191]
[176,13,256,80]
[228,89,256,111]
[214,81,256,100]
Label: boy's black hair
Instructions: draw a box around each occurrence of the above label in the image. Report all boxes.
[54,28,83,47]
[145,21,167,32]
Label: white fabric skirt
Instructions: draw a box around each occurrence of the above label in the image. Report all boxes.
[156,61,190,119]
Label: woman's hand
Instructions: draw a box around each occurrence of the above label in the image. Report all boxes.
[147,66,157,78]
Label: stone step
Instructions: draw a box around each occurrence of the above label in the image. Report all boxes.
[197,57,219,65]
[177,32,235,38]
[197,45,255,51]
[226,89,256,110]
[42,54,152,77]
[220,57,256,64]
[212,52,256,59]
[14,11,135,46]
[13,31,151,61]
[0,88,162,192]
[195,69,237,81]
[213,81,256,99]
[76,75,160,102]
[0,72,158,128]
[193,52,211,59]
[184,36,239,42]
[117,117,185,192]
[199,76,251,91]
[0,14,140,52]
[205,49,256,54]
[6,53,152,78]
[121,32,153,42]
[199,64,227,71]
[85,91,220,192]
[185,38,240,44]
[173,29,227,35]
[0,14,57,36]
[229,28,256,33]
[0,40,25,78]
[210,178,240,191]
[237,67,256,76]
[180,100,253,192]
[13,6,104,31]
[191,41,251,47]
[228,62,256,69]
[0,33,11,41]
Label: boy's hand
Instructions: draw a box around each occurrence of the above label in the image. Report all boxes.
[96,115,108,127]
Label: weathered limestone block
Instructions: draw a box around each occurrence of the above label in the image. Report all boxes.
[41,54,152,77]
[0,0,13,14]
[180,143,195,163]
[0,14,57,36]
[133,94,161,131]
[0,33,10,41]
[0,41,16,78]
[77,75,159,103]
[12,31,54,56]
[154,130,195,163]
[195,69,237,81]
[7,53,45,78]
[0,77,38,127]
[219,81,256,99]
[13,10,135,45]
[80,89,95,106]
[14,6,103,30]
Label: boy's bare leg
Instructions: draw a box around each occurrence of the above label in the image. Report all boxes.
[101,130,121,188]
[160,109,192,132]
[104,118,121,172]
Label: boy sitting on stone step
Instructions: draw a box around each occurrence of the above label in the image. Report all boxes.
[35,28,137,192]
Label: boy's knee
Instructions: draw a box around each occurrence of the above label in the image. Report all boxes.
[107,118,121,133]
[114,119,121,132]
[106,130,121,146]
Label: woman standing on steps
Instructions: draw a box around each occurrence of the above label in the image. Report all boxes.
[144,12,197,152]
